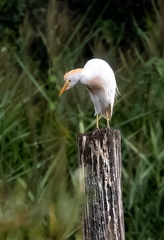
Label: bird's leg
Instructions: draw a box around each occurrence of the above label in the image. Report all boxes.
[106,111,110,128]
[96,115,99,129]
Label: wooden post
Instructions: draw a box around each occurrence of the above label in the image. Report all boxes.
[78,129,125,240]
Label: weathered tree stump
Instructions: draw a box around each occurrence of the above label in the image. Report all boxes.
[78,129,125,240]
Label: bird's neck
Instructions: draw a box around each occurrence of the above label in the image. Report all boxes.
[78,69,90,85]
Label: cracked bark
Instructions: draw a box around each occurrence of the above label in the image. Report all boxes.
[78,129,125,240]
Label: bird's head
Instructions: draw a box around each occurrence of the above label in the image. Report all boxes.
[59,68,83,96]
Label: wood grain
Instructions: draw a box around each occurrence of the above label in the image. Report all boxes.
[78,129,125,240]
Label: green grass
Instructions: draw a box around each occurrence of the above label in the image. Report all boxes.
[0,1,164,239]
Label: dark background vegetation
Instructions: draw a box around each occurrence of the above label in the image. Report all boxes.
[0,0,164,239]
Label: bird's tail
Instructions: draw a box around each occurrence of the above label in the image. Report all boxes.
[116,86,121,97]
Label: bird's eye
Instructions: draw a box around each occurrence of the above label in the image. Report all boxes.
[67,79,71,83]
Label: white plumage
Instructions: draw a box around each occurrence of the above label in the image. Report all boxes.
[59,58,118,128]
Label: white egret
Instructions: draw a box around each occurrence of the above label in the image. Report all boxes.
[59,58,118,128]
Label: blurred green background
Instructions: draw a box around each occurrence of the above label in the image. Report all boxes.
[0,0,164,239]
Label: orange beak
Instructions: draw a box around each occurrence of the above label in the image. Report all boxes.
[59,82,70,96]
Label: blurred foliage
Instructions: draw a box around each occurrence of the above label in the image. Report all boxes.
[0,0,164,239]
